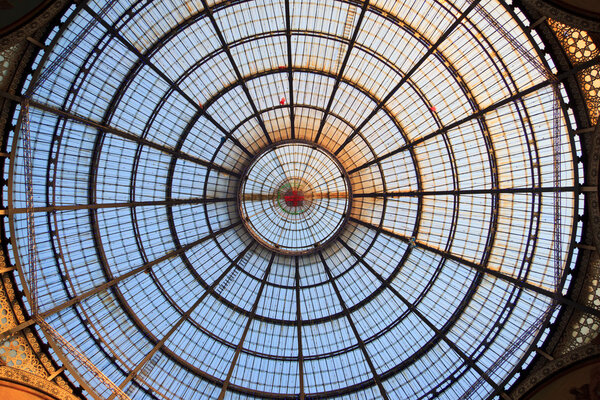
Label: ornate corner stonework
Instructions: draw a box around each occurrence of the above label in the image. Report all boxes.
[511,344,600,399]
[0,249,74,394]
[0,0,71,52]
[546,19,600,125]
[521,0,600,32]
[0,366,79,400]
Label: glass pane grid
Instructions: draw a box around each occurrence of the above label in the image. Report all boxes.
[10,0,580,398]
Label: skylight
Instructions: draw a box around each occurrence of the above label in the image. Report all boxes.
[6,0,579,398]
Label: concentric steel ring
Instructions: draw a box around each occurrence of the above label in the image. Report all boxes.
[238,140,352,255]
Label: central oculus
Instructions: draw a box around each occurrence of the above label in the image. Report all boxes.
[238,140,352,255]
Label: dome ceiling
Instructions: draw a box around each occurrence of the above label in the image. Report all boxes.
[5,0,583,398]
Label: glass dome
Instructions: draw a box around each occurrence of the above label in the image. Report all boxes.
[6,0,580,398]
[238,140,352,255]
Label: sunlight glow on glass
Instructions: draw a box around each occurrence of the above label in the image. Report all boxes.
[7,0,579,398]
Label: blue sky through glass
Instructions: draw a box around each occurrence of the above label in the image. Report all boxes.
[7,0,582,398]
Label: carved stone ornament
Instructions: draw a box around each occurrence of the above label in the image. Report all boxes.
[521,0,600,32]
[0,366,79,400]
[511,344,600,398]
[588,122,600,253]
[0,0,70,52]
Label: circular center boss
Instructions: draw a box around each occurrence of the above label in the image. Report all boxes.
[238,141,352,255]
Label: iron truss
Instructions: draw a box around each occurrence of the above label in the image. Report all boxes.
[0,0,597,399]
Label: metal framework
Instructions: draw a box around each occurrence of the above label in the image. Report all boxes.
[1,0,592,399]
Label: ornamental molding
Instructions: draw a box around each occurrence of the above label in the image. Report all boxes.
[0,366,79,400]
[521,0,600,32]
[512,344,600,399]
[587,121,600,253]
[0,0,70,52]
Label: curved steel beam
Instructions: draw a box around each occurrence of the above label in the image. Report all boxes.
[333,0,482,155]
[350,217,600,318]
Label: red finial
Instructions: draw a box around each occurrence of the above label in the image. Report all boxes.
[284,190,304,207]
